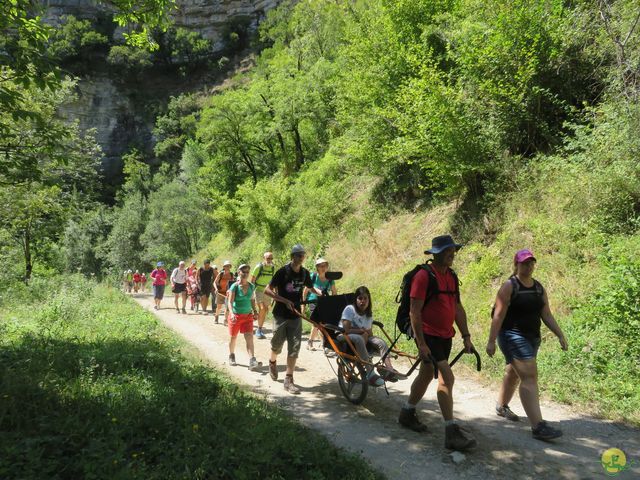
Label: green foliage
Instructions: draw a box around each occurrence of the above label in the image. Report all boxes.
[153,93,202,165]
[104,195,148,273]
[141,180,215,265]
[167,27,212,64]
[107,44,154,74]
[48,15,108,61]
[0,277,383,479]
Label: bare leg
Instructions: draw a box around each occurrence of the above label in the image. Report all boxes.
[408,360,434,406]
[229,335,238,355]
[286,355,296,376]
[244,332,255,358]
[435,362,455,421]
[181,291,187,310]
[258,303,268,330]
[498,363,520,407]
[511,358,543,427]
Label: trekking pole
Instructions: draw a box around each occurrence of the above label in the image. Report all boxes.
[448,347,482,371]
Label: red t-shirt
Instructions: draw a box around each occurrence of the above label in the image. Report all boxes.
[133,273,141,282]
[409,267,458,338]
[151,269,167,286]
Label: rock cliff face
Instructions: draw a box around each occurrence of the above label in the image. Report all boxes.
[42,0,282,197]
[43,0,280,49]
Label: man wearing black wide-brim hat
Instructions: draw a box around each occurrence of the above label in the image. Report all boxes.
[398,235,477,451]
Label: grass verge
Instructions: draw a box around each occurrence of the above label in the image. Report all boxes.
[0,275,384,480]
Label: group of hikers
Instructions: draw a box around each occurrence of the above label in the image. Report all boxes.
[136,234,568,452]
[121,270,147,293]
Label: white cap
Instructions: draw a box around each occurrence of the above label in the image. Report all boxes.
[315,258,328,266]
[223,260,232,267]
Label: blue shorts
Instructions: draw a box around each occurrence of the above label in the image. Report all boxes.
[497,329,540,364]
[153,284,165,300]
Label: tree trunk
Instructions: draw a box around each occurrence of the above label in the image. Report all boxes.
[291,125,305,171]
[23,227,32,284]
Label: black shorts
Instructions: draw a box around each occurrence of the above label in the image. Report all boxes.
[423,335,453,363]
[172,282,186,294]
[200,283,212,296]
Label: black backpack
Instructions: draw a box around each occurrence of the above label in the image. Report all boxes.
[395,261,460,338]
[490,276,544,318]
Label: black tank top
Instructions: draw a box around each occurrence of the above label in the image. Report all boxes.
[199,267,214,286]
[501,278,544,339]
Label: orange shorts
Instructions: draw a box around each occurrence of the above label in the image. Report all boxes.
[229,313,253,336]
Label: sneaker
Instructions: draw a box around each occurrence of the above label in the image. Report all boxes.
[255,328,266,340]
[181,308,187,314]
[284,376,300,394]
[532,421,563,441]
[445,423,477,451]
[176,308,180,313]
[248,357,260,371]
[269,361,278,381]
[154,305,158,310]
[368,373,384,387]
[228,354,237,366]
[324,348,336,358]
[399,408,429,433]
[214,316,219,324]
[307,340,316,351]
[496,405,519,422]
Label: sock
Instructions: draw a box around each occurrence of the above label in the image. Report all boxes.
[403,402,416,411]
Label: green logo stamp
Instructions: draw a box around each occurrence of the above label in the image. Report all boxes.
[601,448,631,476]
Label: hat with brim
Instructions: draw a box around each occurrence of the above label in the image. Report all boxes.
[424,235,463,255]
[514,249,536,263]
[315,258,328,266]
[223,260,232,267]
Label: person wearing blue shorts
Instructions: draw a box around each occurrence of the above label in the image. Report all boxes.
[486,249,568,441]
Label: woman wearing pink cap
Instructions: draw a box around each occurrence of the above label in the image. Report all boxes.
[486,249,568,441]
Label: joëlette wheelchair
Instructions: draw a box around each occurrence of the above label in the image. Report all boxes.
[296,290,481,405]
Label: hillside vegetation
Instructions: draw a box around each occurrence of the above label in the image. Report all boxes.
[2,1,639,423]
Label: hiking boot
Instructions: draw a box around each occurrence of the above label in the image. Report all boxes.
[307,340,316,351]
[228,354,237,366]
[248,357,260,371]
[269,361,278,381]
[255,328,266,340]
[532,421,563,441]
[176,308,180,314]
[398,408,429,433]
[445,423,477,451]
[496,405,519,422]
[181,308,187,314]
[324,348,336,358]
[154,305,158,310]
[284,376,300,394]
[368,373,384,387]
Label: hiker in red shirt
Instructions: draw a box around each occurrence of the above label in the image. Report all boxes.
[132,270,142,293]
[398,235,476,451]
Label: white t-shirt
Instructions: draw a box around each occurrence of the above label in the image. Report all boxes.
[340,304,373,330]
[171,267,188,284]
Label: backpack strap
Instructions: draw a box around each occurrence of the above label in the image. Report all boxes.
[423,262,459,306]
[508,275,520,302]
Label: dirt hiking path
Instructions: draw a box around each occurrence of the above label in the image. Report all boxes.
[133,294,639,479]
